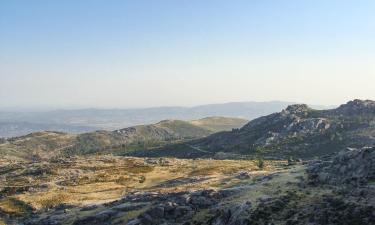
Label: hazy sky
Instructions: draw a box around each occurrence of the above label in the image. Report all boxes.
[1,0,375,109]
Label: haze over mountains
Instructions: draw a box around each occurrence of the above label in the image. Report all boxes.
[0,101,330,138]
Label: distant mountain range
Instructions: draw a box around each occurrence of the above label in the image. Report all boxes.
[0,101,330,138]
[2,100,374,161]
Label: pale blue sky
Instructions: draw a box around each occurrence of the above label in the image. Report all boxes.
[1,0,375,109]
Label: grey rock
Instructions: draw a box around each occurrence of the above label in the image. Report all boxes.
[235,171,251,180]
[148,206,165,218]
[257,195,272,203]
[211,202,253,225]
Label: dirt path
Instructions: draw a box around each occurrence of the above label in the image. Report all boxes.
[185,144,212,154]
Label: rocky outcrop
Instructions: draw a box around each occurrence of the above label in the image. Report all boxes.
[335,99,375,115]
[282,104,311,116]
[209,202,253,225]
[308,147,375,186]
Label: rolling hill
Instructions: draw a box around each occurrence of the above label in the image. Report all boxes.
[0,117,248,160]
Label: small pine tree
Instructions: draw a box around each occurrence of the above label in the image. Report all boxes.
[257,157,265,169]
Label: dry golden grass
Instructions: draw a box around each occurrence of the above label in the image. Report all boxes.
[37,193,70,209]
[18,191,70,209]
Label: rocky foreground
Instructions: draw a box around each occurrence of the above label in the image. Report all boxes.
[0,157,281,224]
[25,148,375,224]
[127,147,375,225]
[1,147,375,224]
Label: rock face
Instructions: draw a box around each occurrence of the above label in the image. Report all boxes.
[308,147,375,186]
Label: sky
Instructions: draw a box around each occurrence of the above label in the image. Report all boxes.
[1,0,375,109]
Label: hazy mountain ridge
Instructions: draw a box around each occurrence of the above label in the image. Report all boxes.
[0,101,325,138]
[0,121,96,138]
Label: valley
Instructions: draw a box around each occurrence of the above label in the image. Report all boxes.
[3,1,373,224]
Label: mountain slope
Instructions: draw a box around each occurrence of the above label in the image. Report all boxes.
[190,116,248,132]
[0,131,76,161]
[140,100,375,159]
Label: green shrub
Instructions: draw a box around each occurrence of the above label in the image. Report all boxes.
[139,176,146,183]
[257,157,265,169]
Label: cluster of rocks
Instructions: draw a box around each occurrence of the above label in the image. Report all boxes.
[308,147,375,186]
[25,189,236,225]
[143,158,171,166]
[237,192,375,225]
[126,189,232,225]
[209,201,253,225]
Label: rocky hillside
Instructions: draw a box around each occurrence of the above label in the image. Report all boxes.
[0,117,247,160]
[0,132,76,161]
[142,99,375,159]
